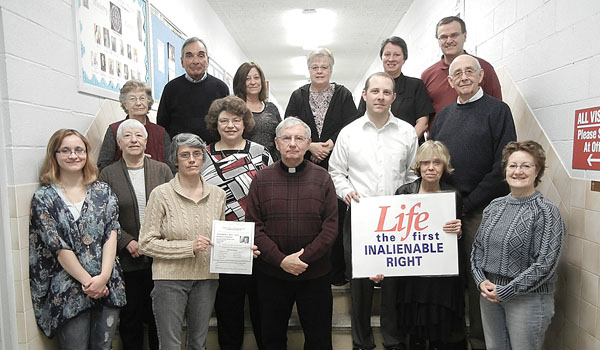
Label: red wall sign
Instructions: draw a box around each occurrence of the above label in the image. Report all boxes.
[573,106,600,170]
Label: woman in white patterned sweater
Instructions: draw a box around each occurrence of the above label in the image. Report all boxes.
[471,140,565,350]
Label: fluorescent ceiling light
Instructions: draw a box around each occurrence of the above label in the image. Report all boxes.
[283,8,337,50]
[291,56,310,77]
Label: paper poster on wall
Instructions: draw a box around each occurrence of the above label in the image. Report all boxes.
[156,39,165,73]
[75,0,150,98]
[167,42,177,81]
[150,5,186,104]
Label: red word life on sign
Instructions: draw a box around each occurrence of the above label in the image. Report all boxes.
[573,106,600,170]
[375,203,430,241]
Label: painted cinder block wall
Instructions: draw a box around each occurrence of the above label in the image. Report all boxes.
[0,0,250,348]
[353,0,600,348]
[1,0,600,348]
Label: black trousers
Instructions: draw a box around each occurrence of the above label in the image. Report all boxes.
[329,199,348,283]
[215,273,262,350]
[256,272,333,350]
[343,207,405,350]
[119,268,158,350]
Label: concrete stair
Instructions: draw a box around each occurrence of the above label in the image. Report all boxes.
[204,284,384,350]
[112,283,385,349]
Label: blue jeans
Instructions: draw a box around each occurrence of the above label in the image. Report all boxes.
[151,279,218,350]
[57,305,120,350]
[480,293,554,350]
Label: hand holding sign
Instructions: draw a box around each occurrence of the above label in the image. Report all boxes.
[351,192,458,278]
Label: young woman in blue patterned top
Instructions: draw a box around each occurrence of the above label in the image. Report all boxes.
[29,129,126,348]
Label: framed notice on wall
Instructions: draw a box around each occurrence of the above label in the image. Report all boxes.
[74,0,150,98]
[149,5,186,104]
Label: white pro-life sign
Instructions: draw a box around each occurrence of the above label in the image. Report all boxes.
[351,192,458,278]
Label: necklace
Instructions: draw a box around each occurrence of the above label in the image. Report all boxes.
[216,140,245,160]
[55,183,92,246]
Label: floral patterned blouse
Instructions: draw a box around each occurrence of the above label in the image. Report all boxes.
[29,181,126,337]
[309,83,335,137]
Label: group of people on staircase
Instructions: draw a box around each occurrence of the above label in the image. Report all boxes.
[29,15,564,350]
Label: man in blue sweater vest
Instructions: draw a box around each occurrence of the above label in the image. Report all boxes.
[429,54,516,350]
[157,37,229,144]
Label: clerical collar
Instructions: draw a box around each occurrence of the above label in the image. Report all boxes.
[185,72,208,83]
[279,160,307,174]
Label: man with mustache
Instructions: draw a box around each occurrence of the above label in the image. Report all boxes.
[421,16,502,128]
[429,54,516,350]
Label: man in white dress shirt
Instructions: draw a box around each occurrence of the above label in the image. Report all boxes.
[329,72,418,350]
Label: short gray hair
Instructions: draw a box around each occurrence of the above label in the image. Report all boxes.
[169,133,207,166]
[116,119,148,140]
[181,37,208,58]
[277,117,311,139]
[119,79,153,112]
[307,48,334,69]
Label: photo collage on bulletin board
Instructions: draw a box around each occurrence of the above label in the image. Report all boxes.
[76,0,149,97]
[76,0,233,101]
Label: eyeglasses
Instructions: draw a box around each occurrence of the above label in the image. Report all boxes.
[121,131,146,140]
[178,151,203,160]
[309,65,330,72]
[127,95,148,103]
[507,163,536,171]
[56,147,87,157]
[218,118,243,125]
[438,32,462,42]
[450,68,477,79]
[278,135,308,144]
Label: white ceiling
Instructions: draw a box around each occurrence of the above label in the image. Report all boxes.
[206,0,414,108]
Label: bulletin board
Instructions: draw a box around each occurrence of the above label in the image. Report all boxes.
[150,5,186,104]
[208,61,234,94]
[74,0,150,98]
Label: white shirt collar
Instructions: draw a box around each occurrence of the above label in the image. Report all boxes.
[184,72,208,83]
[457,87,484,104]
[362,111,399,130]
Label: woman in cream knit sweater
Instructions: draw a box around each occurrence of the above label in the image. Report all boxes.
[140,133,226,350]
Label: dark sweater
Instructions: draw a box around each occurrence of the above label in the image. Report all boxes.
[395,178,462,219]
[246,101,282,161]
[429,94,516,212]
[156,74,229,143]
[97,117,173,172]
[284,83,358,169]
[245,161,338,281]
[99,157,173,271]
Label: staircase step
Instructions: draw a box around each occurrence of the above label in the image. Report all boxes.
[207,313,384,350]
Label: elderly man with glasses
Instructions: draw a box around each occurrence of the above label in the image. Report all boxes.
[429,54,516,350]
[246,117,338,350]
